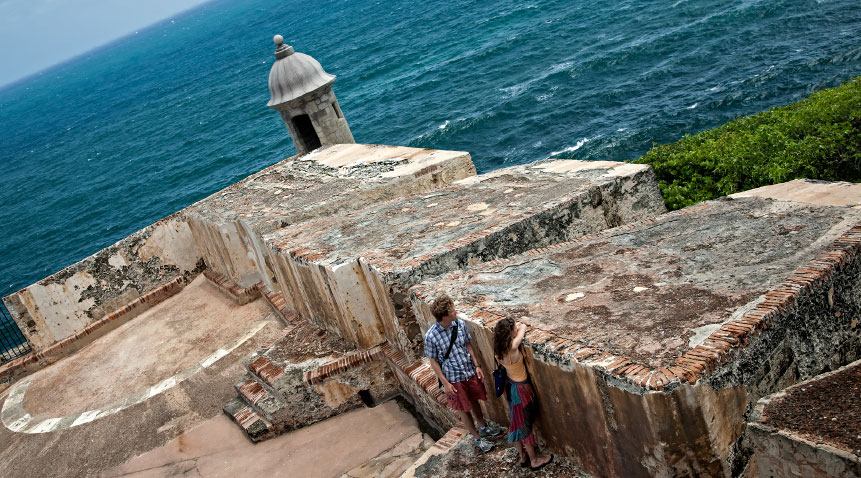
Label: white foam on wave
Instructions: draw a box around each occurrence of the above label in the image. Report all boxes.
[500,61,573,99]
[550,137,592,156]
[438,120,451,130]
[687,103,698,109]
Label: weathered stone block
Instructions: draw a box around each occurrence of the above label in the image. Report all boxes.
[3,215,203,351]
[409,197,861,477]
[263,159,664,357]
[186,143,476,288]
[748,359,861,477]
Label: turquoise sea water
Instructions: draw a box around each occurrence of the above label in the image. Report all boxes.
[1,0,860,341]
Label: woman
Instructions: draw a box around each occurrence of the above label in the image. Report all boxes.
[493,318,553,470]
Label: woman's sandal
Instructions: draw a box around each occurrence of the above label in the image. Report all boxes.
[530,454,553,471]
[519,455,531,468]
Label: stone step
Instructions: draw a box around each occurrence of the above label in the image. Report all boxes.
[202,269,262,305]
[234,374,287,425]
[247,351,287,388]
[223,397,275,443]
[303,345,385,385]
[260,285,299,326]
[399,424,469,478]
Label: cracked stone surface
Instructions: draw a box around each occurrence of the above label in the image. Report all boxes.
[263,159,664,355]
[412,431,587,478]
[187,143,475,234]
[414,197,861,368]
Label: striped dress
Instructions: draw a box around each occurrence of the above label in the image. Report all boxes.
[500,352,537,445]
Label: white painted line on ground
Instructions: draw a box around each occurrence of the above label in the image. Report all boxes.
[70,410,101,427]
[7,412,32,432]
[1,321,268,434]
[148,376,179,397]
[201,349,228,368]
[30,417,62,434]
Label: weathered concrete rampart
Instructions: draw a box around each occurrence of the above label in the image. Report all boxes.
[4,144,474,354]
[3,214,203,352]
[0,277,187,384]
[263,160,665,360]
[409,197,861,477]
[185,144,476,289]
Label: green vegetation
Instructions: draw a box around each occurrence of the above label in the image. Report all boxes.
[635,77,861,210]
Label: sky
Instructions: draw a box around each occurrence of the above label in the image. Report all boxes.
[0,0,212,87]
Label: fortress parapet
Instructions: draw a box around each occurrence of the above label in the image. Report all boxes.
[409,196,861,477]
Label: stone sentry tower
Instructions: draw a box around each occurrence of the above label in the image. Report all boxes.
[267,35,355,154]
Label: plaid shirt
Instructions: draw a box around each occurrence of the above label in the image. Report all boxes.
[424,318,476,384]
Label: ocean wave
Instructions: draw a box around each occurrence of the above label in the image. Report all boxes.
[499,61,574,99]
[409,112,498,144]
[550,137,595,157]
[475,4,539,26]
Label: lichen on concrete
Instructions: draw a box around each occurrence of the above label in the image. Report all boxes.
[3,214,204,351]
[185,144,476,288]
[415,197,860,368]
[263,159,664,357]
[407,196,861,477]
[748,359,861,477]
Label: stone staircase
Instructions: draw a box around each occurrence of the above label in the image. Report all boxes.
[204,272,459,444]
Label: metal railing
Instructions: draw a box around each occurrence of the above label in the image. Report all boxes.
[0,301,32,364]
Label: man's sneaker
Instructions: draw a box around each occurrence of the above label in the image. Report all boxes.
[478,424,503,438]
[474,436,494,453]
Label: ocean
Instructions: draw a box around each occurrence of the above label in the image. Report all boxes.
[1,0,860,343]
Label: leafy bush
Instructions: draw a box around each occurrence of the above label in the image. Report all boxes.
[634,77,861,210]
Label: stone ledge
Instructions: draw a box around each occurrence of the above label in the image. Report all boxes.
[381,343,447,406]
[202,269,262,305]
[303,345,385,385]
[400,424,469,478]
[748,358,861,476]
[248,355,286,388]
[410,212,861,393]
[223,397,275,443]
[259,285,299,326]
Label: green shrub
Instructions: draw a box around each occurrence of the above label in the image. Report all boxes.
[634,77,861,210]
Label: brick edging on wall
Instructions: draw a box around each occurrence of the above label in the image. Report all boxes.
[296,341,447,406]
[303,346,385,385]
[411,219,861,393]
[0,276,186,383]
[380,343,447,404]
[258,286,299,326]
[202,269,262,305]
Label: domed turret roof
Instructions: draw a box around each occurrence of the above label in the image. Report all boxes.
[267,35,336,110]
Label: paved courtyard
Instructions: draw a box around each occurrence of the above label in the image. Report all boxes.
[0,276,430,478]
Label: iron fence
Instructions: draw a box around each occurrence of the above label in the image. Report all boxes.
[0,301,31,364]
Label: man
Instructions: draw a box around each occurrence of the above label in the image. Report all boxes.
[424,294,502,452]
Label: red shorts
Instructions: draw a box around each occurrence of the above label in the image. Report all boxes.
[446,374,487,412]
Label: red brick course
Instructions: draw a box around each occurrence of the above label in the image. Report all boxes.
[259,285,299,326]
[248,356,286,387]
[202,269,262,305]
[303,346,385,385]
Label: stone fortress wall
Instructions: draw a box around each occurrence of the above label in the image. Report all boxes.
[2,214,203,351]
[2,144,476,355]
[409,196,861,477]
[4,37,860,478]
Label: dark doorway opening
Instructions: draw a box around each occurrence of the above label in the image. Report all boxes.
[358,389,375,407]
[291,114,321,152]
